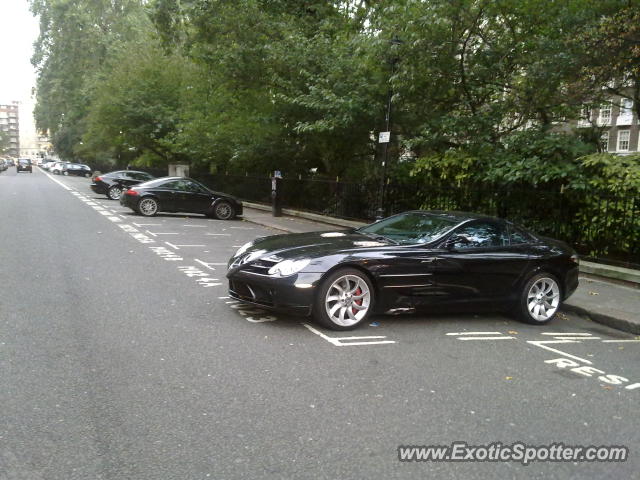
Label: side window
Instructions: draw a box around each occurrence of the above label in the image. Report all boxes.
[184,181,205,193]
[161,180,183,190]
[452,221,508,249]
[509,225,534,245]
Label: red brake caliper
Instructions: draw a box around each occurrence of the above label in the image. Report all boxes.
[352,287,363,315]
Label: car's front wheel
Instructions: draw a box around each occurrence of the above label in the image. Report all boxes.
[212,200,234,220]
[137,197,159,216]
[313,268,374,330]
[518,273,561,324]
[107,185,123,200]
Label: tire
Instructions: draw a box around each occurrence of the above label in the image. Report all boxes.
[137,197,159,217]
[107,185,123,200]
[517,272,562,325]
[313,268,374,330]
[63,171,68,176]
[212,200,235,220]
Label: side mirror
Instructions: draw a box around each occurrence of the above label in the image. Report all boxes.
[444,234,470,250]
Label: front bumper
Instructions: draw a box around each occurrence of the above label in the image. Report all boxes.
[226,270,323,316]
[563,264,579,300]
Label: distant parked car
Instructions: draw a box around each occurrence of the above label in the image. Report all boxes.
[50,162,68,174]
[0,159,8,171]
[17,158,33,173]
[120,177,243,219]
[42,160,57,171]
[64,163,92,177]
[91,170,156,200]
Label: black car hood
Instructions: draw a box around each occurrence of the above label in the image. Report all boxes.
[240,230,392,260]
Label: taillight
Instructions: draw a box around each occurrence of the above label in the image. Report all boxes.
[125,189,139,196]
[94,176,102,181]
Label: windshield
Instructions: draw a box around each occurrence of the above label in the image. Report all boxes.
[358,212,459,245]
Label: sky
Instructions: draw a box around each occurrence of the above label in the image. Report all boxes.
[0,0,40,145]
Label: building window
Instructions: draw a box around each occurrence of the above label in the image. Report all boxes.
[617,130,630,151]
[601,132,609,152]
[599,104,612,125]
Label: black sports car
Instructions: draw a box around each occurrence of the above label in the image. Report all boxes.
[91,170,156,199]
[227,211,579,330]
[120,176,243,220]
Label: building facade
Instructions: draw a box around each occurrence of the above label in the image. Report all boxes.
[0,101,20,157]
[577,96,639,154]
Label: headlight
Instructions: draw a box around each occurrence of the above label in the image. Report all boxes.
[268,259,310,276]
[234,242,252,258]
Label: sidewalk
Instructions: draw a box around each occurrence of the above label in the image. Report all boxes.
[241,205,640,335]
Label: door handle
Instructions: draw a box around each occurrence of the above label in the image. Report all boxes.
[420,257,440,263]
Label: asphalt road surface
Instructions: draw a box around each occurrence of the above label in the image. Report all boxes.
[1,166,639,479]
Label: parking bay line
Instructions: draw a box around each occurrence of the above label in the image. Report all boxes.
[446,332,502,336]
[602,339,640,343]
[457,336,516,341]
[165,241,206,250]
[146,230,180,237]
[303,324,396,347]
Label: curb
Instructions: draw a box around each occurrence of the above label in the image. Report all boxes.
[242,202,367,229]
[562,304,640,336]
[240,216,291,234]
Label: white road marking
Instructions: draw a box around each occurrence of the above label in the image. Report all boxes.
[602,339,640,343]
[146,230,180,237]
[446,332,502,336]
[108,217,121,222]
[541,332,593,336]
[230,226,254,230]
[99,211,112,216]
[194,259,218,271]
[183,225,207,228]
[553,337,601,340]
[457,336,516,341]
[526,340,593,365]
[219,296,230,299]
[165,242,205,249]
[43,172,72,190]
[133,222,161,227]
[303,324,395,346]
[205,233,231,236]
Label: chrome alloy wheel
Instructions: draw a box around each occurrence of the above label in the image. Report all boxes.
[108,186,122,200]
[138,198,158,216]
[324,274,371,327]
[215,201,233,220]
[527,277,560,321]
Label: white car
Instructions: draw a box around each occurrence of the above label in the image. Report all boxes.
[50,162,69,175]
[41,160,57,171]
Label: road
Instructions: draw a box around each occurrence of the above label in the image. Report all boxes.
[1,166,638,479]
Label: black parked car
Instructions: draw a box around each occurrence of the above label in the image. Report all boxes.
[227,211,579,330]
[17,158,32,173]
[120,176,243,220]
[91,170,156,200]
[64,163,92,177]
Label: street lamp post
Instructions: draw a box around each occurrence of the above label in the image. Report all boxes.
[376,35,403,220]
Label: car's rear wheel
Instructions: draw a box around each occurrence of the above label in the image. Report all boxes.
[313,268,374,330]
[213,200,234,220]
[138,197,159,216]
[107,185,123,200]
[518,273,561,324]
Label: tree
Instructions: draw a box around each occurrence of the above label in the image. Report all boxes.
[30,0,149,159]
